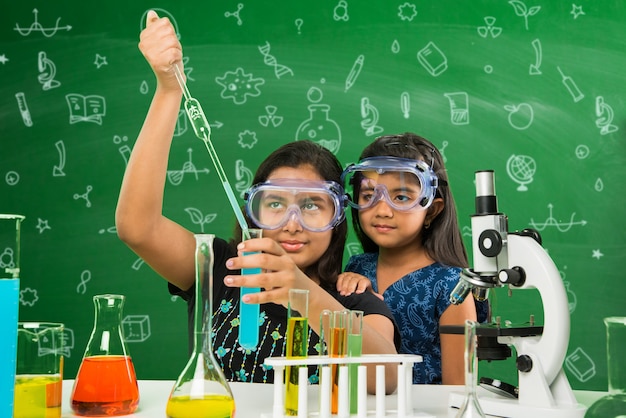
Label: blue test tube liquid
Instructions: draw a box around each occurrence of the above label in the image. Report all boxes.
[239,228,262,351]
[239,259,261,350]
[0,278,20,417]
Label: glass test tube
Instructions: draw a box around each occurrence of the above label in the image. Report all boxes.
[348,310,363,414]
[285,289,309,416]
[330,310,348,415]
[239,228,262,351]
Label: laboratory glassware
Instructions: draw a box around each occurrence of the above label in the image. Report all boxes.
[166,234,235,418]
[14,322,64,418]
[585,317,626,417]
[348,310,363,414]
[1,214,24,418]
[456,320,486,418]
[320,309,349,414]
[239,228,262,351]
[71,294,139,416]
[285,289,309,416]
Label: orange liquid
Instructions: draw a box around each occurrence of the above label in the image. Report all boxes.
[330,327,347,414]
[71,355,139,416]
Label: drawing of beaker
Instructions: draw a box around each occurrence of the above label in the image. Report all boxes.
[296,87,341,153]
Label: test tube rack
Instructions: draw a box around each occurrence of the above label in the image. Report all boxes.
[262,354,423,418]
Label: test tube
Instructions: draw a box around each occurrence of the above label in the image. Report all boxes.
[330,310,348,415]
[285,289,309,416]
[239,228,262,351]
[348,310,364,414]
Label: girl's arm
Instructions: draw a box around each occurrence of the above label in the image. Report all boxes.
[115,11,196,291]
[225,238,399,394]
[439,296,478,384]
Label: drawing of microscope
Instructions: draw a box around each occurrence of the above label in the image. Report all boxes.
[444,170,587,417]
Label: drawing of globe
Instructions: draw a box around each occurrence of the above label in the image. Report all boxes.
[506,154,536,191]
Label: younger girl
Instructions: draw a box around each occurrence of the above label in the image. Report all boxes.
[337,133,488,385]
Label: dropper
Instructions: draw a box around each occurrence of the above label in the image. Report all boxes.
[172,63,251,240]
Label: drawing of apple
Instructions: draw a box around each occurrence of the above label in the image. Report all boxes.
[504,103,534,130]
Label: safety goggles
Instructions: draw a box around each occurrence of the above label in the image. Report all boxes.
[244,179,347,232]
[341,156,439,211]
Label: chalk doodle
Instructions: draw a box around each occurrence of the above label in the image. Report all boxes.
[73,185,93,208]
[529,204,587,232]
[259,42,293,79]
[14,9,72,37]
[215,68,264,105]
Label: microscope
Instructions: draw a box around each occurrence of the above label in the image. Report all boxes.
[445,170,587,417]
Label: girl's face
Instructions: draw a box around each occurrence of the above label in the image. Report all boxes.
[356,172,433,251]
[261,164,333,276]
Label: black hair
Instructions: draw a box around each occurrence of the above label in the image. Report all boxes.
[231,140,347,289]
[351,132,468,268]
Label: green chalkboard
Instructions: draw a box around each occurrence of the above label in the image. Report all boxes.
[1,0,625,392]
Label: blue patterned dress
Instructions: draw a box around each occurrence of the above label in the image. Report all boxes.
[344,253,488,384]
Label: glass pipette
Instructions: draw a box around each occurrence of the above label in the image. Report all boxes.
[172,63,251,241]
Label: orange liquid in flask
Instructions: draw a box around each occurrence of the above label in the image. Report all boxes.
[71,355,139,416]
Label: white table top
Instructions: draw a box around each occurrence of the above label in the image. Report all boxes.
[61,379,603,418]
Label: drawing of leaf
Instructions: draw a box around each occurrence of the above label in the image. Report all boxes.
[203,213,217,224]
[185,207,204,224]
[528,6,541,16]
[508,0,527,16]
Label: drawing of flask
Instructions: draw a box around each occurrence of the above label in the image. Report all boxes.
[585,317,626,417]
[71,294,139,416]
[295,87,341,154]
[166,234,235,418]
[456,320,485,418]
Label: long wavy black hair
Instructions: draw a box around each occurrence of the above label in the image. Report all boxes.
[232,140,348,289]
[350,133,468,268]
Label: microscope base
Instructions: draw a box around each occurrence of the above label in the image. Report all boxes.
[449,390,587,418]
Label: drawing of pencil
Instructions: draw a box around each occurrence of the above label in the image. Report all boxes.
[345,54,364,92]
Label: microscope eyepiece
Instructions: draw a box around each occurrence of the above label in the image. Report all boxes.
[475,170,498,215]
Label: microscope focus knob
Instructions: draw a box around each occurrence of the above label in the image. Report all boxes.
[478,229,503,257]
[498,266,526,287]
[516,355,533,373]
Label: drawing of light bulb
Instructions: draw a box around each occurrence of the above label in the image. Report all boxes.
[506,154,536,191]
[295,86,341,154]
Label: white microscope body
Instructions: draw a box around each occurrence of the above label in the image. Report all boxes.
[448,170,587,417]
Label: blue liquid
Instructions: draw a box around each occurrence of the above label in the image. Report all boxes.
[0,278,20,418]
[239,253,261,350]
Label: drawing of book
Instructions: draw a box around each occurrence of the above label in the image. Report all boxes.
[66,93,106,125]
[417,41,448,77]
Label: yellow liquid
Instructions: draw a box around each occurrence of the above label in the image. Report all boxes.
[14,374,62,418]
[285,317,308,416]
[166,394,235,418]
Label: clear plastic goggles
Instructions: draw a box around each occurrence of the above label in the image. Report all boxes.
[244,179,347,232]
[341,156,439,211]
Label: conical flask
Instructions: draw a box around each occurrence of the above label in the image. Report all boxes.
[166,234,235,418]
[456,320,486,418]
[585,317,626,417]
[71,294,139,416]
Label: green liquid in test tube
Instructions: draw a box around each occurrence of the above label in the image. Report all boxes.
[239,229,262,351]
[285,289,309,416]
[348,310,363,414]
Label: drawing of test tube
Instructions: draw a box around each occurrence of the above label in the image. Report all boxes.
[15,93,33,127]
[444,92,470,125]
[557,66,584,103]
[284,289,309,416]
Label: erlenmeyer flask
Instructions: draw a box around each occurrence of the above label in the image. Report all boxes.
[166,234,235,418]
[456,320,486,418]
[585,317,626,417]
[71,294,139,416]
